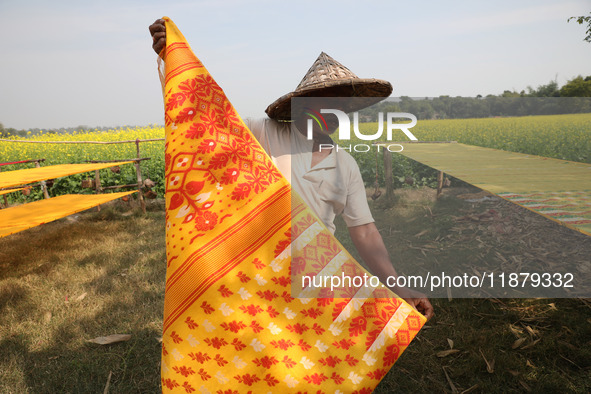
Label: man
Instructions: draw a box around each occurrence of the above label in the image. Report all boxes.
[150,19,434,320]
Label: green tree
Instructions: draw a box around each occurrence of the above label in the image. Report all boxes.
[560,75,591,97]
[527,80,560,97]
[568,13,591,43]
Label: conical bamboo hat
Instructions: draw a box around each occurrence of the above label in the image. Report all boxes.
[265,52,392,120]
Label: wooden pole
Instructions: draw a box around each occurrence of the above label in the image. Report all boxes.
[95,169,102,212]
[437,171,444,199]
[135,139,146,214]
[101,183,141,190]
[384,149,394,201]
[0,138,164,144]
[35,160,50,199]
[0,158,45,167]
[0,167,5,208]
[85,158,151,164]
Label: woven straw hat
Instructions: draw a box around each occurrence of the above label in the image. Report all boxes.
[265,52,392,121]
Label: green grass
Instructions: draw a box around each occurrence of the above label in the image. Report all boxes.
[1,191,590,393]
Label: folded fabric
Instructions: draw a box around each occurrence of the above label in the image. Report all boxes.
[0,191,136,238]
[0,161,134,189]
[160,17,425,393]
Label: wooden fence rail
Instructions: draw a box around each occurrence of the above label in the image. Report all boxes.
[0,138,164,144]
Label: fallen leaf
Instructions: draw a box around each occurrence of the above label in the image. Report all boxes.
[526,360,535,368]
[509,324,523,337]
[521,338,541,350]
[87,334,131,345]
[523,325,539,337]
[414,229,429,238]
[548,303,557,310]
[437,349,460,358]
[479,349,495,373]
[447,338,454,349]
[75,292,87,302]
[104,370,112,394]
[512,337,526,349]
[442,366,458,394]
[507,370,520,377]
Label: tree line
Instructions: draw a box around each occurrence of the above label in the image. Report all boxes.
[360,75,591,121]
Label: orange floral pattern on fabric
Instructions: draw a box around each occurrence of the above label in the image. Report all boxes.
[160,17,426,393]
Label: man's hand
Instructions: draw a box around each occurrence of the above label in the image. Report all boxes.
[149,19,166,55]
[397,287,435,321]
[348,222,435,321]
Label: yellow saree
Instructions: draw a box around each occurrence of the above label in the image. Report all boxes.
[160,17,425,393]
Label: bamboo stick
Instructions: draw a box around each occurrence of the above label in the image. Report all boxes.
[0,167,5,208]
[0,158,46,167]
[0,138,164,144]
[35,161,50,199]
[95,169,102,212]
[437,171,444,199]
[0,183,43,191]
[84,158,151,163]
[101,183,140,190]
[135,139,146,214]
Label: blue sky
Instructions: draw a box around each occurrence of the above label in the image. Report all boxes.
[1,0,590,129]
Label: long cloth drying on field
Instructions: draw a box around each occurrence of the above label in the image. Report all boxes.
[398,143,591,236]
[0,161,134,189]
[0,191,136,237]
[159,17,425,393]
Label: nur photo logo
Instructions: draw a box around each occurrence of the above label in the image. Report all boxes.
[305,108,418,152]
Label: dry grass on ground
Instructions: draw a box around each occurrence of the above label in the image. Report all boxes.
[0,201,166,393]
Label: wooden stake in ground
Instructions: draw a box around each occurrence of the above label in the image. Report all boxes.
[95,169,102,212]
[134,139,146,214]
[35,160,50,199]
[437,170,444,199]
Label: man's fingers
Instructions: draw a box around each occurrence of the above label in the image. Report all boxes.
[153,40,165,55]
[152,31,166,42]
[149,20,166,35]
[419,298,435,321]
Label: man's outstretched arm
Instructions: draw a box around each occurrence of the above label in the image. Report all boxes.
[349,222,435,320]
